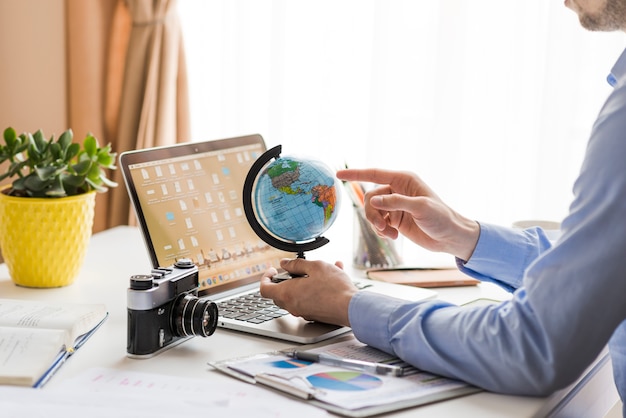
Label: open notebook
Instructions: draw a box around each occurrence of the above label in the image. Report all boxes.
[120,134,436,344]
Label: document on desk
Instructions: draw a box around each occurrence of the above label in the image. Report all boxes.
[210,336,481,417]
[0,368,327,418]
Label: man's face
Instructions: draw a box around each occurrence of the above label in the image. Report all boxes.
[565,0,626,31]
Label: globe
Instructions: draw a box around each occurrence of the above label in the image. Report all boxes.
[255,156,340,242]
[243,145,341,257]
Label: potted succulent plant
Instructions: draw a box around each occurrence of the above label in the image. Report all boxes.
[0,127,117,287]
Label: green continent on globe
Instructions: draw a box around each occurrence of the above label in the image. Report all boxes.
[266,159,303,195]
[254,156,341,243]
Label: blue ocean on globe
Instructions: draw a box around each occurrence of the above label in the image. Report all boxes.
[253,156,341,242]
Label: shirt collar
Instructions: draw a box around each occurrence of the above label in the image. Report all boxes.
[607,47,626,87]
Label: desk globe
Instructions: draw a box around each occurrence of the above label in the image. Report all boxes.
[242,145,341,261]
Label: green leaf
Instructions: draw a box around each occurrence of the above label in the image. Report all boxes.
[3,127,16,146]
[83,135,97,157]
[32,130,47,154]
[45,177,67,197]
[12,177,26,191]
[27,141,42,161]
[85,177,107,193]
[96,151,114,167]
[35,165,59,181]
[60,172,85,187]
[86,163,101,183]
[23,174,49,192]
[71,159,92,176]
[66,143,80,161]
[58,129,73,151]
[49,142,62,161]
[12,140,28,155]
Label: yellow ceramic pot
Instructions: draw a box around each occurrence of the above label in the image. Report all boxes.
[0,187,96,287]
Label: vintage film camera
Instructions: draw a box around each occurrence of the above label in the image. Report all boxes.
[127,258,218,358]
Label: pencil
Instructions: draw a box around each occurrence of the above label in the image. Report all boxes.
[350,181,365,206]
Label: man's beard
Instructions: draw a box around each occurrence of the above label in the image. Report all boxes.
[579,0,626,31]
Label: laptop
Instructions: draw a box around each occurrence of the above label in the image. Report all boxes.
[120,134,436,344]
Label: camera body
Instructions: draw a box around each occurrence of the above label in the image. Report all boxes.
[127,258,218,358]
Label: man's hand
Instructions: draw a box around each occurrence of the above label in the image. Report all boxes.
[337,168,480,261]
[259,258,358,327]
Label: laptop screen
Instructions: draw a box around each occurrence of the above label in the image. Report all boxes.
[120,134,292,297]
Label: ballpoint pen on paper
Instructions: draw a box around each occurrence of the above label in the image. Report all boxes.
[33,349,71,388]
[290,350,405,377]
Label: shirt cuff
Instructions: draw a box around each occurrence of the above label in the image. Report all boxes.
[458,222,551,291]
[348,291,399,352]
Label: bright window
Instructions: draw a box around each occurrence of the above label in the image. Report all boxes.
[178,0,624,228]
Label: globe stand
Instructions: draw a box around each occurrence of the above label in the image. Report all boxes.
[242,144,330,261]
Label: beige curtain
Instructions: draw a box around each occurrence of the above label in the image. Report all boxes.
[66,0,190,231]
[66,0,117,233]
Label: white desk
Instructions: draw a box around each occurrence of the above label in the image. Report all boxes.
[0,225,618,417]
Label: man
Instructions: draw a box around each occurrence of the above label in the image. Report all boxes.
[259,0,626,409]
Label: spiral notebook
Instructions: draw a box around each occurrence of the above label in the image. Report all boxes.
[120,134,437,344]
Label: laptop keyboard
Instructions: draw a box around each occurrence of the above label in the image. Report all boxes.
[217,280,373,324]
[217,292,290,324]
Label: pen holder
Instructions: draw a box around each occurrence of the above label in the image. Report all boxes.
[352,206,402,269]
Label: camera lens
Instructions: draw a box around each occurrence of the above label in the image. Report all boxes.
[172,294,218,338]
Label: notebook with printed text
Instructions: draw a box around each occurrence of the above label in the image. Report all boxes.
[120,134,436,344]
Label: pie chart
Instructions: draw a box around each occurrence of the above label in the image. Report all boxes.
[306,371,383,391]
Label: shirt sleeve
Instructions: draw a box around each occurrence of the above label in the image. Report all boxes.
[456,222,553,292]
[348,63,626,396]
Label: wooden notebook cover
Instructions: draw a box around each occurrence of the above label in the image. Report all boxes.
[366,268,480,288]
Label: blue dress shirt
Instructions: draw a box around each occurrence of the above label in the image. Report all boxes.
[348,47,626,401]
